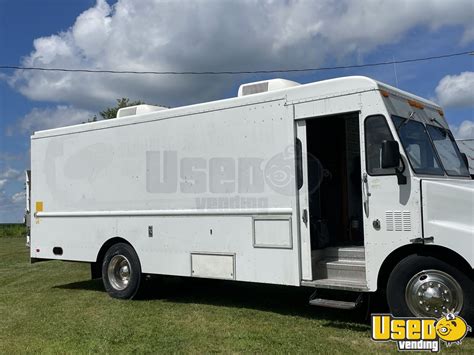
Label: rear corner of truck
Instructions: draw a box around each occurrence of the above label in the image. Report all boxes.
[25,169,31,248]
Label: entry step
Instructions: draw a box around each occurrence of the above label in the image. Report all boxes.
[320,259,366,280]
[323,246,365,260]
[309,290,364,310]
[311,246,367,284]
[302,278,368,292]
[309,297,361,310]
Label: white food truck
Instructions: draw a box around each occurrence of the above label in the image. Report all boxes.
[28,76,474,321]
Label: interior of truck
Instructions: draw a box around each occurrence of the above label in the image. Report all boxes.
[305,112,366,288]
[306,112,364,249]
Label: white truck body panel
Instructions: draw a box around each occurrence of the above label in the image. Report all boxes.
[422,179,474,262]
[30,76,474,292]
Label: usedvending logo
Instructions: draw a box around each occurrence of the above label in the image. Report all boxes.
[371,312,471,352]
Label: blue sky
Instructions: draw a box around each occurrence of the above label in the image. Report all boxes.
[0,0,473,222]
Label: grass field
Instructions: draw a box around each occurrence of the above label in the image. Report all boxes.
[0,237,472,353]
[0,224,27,238]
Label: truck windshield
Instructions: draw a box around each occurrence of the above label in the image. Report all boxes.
[392,116,469,177]
[392,116,444,175]
[426,125,470,177]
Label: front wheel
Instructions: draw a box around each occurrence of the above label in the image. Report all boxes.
[387,255,474,323]
[102,243,142,299]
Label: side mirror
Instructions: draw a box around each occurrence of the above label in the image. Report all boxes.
[382,140,407,185]
[461,153,469,169]
[381,140,401,169]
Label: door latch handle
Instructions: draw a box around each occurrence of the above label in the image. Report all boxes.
[362,173,371,196]
[362,173,370,217]
[302,209,308,225]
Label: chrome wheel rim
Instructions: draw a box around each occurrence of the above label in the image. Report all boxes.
[107,255,131,291]
[405,269,463,318]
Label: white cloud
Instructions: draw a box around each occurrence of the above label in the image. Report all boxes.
[9,105,94,135]
[435,72,474,108]
[462,26,474,44]
[7,0,474,110]
[0,190,9,209]
[0,168,21,180]
[11,191,26,204]
[0,190,25,222]
[0,152,25,161]
[0,169,24,214]
[0,169,25,210]
[451,120,474,139]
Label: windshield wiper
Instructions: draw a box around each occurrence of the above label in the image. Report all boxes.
[429,117,444,128]
[396,111,415,130]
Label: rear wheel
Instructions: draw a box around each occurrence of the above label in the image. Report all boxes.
[387,255,474,323]
[102,243,142,299]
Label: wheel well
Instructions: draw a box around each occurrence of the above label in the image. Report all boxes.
[91,237,136,279]
[377,244,473,291]
[95,237,133,265]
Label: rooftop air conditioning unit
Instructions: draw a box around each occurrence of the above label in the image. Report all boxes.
[237,78,300,97]
[116,104,169,118]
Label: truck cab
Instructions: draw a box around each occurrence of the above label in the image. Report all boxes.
[291,78,473,319]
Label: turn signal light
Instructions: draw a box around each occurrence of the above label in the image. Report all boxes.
[380,90,390,97]
[407,99,424,109]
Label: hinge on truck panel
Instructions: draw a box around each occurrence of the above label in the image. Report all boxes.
[410,236,434,244]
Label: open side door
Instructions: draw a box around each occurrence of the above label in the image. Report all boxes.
[296,120,312,281]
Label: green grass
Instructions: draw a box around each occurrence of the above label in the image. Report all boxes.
[0,237,472,353]
[0,224,27,238]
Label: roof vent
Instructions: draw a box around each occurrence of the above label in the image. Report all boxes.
[238,78,300,97]
[116,104,168,118]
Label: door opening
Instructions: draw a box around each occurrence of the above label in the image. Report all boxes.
[306,113,364,250]
[304,113,366,287]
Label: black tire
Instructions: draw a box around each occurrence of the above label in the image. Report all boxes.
[102,243,142,299]
[387,255,474,324]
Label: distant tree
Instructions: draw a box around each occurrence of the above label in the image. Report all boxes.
[100,98,145,120]
[87,115,98,123]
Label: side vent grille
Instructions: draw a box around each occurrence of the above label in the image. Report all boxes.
[385,211,411,231]
[402,211,411,231]
[386,211,394,231]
